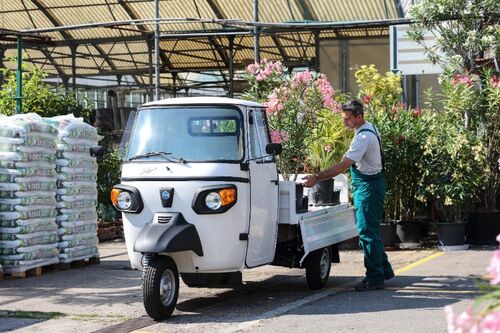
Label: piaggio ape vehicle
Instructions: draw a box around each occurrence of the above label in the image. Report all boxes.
[111,97,357,320]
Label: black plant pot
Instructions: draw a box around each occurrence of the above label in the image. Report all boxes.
[380,222,397,248]
[308,179,334,206]
[396,220,422,248]
[436,222,468,250]
[467,211,500,245]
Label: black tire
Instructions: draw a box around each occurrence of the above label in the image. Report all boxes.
[305,247,331,290]
[143,256,179,320]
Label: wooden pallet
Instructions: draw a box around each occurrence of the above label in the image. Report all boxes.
[58,255,100,270]
[2,257,60,279]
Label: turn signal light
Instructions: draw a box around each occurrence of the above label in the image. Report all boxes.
[219,188,236,206]
[111,188,120,206]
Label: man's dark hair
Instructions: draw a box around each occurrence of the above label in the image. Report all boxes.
[341,99,364,116]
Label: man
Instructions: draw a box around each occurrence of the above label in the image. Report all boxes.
[302,99,394,291]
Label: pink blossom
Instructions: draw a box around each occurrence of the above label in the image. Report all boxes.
[489,76,500,88]
[291,71,312,88]
[487,249,500,285]
[451,74,474,86]
[324,144,332,152]
[361,95,372,105]
[479,311,500,333]
[445,305,478,333]
[246,63,259,75]
[270,130,288,143]
[413,108,421,118]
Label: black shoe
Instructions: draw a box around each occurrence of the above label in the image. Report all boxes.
[354,280,385,291]
[384,272,395,280]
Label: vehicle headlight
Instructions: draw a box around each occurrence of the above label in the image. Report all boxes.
[117,191,133,210]
[193,185,237,214]
[111,185,144,213]
[205,192,222,210]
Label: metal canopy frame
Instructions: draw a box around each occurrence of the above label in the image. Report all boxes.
[0,0,411,95]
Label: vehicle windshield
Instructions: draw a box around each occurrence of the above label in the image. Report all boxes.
[125,106,244,162]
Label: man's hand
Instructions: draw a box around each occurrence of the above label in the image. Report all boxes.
[302,174,318,188]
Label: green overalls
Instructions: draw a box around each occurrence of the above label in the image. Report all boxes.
[350,126,393,284]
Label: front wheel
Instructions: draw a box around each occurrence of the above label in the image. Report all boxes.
[305,247,331,290]
[143,256,179,320]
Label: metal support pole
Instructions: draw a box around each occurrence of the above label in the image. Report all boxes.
[314,31,320,72]
[340,40,348,92]
[16,35,23,114]
[154,0,161,100]
[148,38,154,101]
[172,72,177,98]
[415,75,420,109]
[0,47,5,87]
[228,36,234,98]
[70,44,77,92]
[253,0,260,63]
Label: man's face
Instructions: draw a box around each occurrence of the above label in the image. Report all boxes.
[341,110,362,129]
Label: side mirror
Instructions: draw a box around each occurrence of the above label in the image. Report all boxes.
[90,146,105,157]
[265,143,282,156]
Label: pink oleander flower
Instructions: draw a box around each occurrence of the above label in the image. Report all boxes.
[489,75,500,88]
[451,74,474,86]
[270,130,289,143]
[413,108,421,118]
[479,311,500,332]
[487,249,500,285]
[324,144,332,152]
[445,305,478,333]
[246,63,259,75]
[291,71,312,88]
[361,95,372,105]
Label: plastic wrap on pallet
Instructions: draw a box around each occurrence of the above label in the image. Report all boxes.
[47,115,100,263]
[0,114,59,270]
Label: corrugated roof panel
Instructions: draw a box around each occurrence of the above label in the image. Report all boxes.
[259,0,304,23]
[1,11,51,31]
[216,0,254,21]
[127,0,219,32]
[49,5,139,40]
[312,0,399,21]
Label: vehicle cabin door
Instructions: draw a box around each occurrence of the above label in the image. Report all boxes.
[245,108,279,267]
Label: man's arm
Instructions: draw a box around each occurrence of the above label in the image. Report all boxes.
[302,157,354,187]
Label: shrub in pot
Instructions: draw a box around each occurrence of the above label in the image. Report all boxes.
[355,65,432,247]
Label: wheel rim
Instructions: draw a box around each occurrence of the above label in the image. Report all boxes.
[319,250,330,279]
[159,269,176,306]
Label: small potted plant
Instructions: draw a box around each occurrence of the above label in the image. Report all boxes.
[306,108,352,205]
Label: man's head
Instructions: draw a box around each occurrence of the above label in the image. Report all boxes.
[341,99,365,129]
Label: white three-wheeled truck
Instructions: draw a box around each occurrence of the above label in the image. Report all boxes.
[111,97,357,320]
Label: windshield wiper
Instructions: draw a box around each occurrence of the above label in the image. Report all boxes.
[129,151,187,163]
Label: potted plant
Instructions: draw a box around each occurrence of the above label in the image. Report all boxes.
[244,60,341,183]
[354,65,432,248]
[305,108,352,205]
[408,0,500,245]
[421,89,488,250]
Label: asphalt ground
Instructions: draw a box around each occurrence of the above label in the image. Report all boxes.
[0,240,494,333]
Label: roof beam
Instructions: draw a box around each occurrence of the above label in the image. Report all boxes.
[30,0,121,81]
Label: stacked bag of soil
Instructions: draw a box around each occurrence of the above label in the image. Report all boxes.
[0,114,59,271]
[46,115,100,263]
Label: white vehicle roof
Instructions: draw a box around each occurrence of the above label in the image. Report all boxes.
[141,96,263,109]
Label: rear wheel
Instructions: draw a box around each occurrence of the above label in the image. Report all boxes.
[143,256,179,320]
[305,247,331,290]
